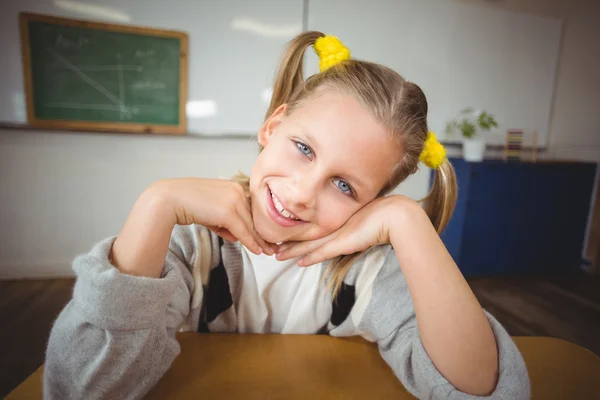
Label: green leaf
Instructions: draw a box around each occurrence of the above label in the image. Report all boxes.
[460,120,476,138]
[446,108,496,139]
[476,111,497,132]
[445,120,457,136]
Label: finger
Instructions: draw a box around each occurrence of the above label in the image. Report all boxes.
[236,203,273,254]
[270,242,280,253]
[236,204,274,255]
[235,189,277,255]
[237,193,279,253]
[237,189,253,215]
[225,218,263,255]
[207,226,238,243]
[276,236,331,261]
[297,240,342,266]
[276,241,300,253]
[298,235,365,267]
[213,223,263,255]
[215,228,238,243]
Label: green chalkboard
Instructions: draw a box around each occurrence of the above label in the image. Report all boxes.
[20,13,188,134]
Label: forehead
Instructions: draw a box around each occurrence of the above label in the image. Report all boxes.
[285,91,400,194]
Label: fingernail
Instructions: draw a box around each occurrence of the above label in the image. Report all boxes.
[257,247,263,254]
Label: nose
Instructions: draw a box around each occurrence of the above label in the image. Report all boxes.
[285,170,319,210]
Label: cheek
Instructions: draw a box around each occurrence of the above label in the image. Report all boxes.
[314,199,356,236]
[251,143,298,184]
[250,151,274,191]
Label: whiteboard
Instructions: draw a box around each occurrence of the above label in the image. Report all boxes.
[0,0,303,136]
[307,0,563,146]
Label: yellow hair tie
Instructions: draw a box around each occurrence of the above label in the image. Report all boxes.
[314,35,351,72]
[420,132,446,169]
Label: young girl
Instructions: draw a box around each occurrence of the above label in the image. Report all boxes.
[45,32,530,399]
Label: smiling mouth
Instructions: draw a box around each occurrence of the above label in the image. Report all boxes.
[269,189,302,221]
[266,186,307,227]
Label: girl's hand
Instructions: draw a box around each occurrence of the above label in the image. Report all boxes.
[275,195,414,266]
[152,178,275,255]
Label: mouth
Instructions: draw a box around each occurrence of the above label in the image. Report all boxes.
[265,185,306,228]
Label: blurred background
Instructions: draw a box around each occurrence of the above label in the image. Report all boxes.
[0,0,599,397]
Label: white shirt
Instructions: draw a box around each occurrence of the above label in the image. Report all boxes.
[236,245,332,334]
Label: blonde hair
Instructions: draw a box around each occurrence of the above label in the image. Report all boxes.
[233,31,457,297]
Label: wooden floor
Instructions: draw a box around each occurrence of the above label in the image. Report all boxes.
[469,271,600,357]
[0,279,75,398]
[1,271,599,398]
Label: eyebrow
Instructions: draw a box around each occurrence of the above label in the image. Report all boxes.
[298,126,368,191]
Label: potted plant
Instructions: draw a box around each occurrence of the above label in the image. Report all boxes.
[445,107,498,162]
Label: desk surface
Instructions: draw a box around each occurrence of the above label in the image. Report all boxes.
[7,334,600,399]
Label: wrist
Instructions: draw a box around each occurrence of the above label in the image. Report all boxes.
[142,180,178,220]
[111,183,177,278]
[387,195,430,247]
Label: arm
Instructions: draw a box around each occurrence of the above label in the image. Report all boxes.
[328,245,530,399]
[389,200,499,395]
[276,194,529,397]
[110,183,178,278]
[44,222,208,400]
[45,178,267,399]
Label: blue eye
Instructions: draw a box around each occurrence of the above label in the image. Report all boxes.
[295,141,313,158]
[333,178,353,196]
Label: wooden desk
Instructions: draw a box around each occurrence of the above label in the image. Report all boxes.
[7,334,600,399]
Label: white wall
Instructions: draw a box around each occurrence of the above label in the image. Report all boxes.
[0,128,429,279]
[545,1,600,161]
[1,0,598,278]
[0,131,257,278]
[0,0,305,135]
[457,0,600,162]
[308,0,562,147]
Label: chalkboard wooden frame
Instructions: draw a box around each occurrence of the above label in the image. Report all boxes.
[19,12,188,135]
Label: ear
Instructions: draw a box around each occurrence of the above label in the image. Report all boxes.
[258,104,288,146]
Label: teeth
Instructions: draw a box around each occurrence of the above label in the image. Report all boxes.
[270,190,300,221]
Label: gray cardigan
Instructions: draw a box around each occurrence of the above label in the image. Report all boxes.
[44,224,530,399]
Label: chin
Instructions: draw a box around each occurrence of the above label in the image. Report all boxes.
[253,218,282,244]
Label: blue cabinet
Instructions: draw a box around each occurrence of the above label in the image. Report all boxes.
[439,158,597,276]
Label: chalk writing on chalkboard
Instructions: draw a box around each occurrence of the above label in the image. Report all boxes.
[20,12,188,135]
[45,47,170,120]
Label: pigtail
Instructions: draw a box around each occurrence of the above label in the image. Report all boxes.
[421,160,458,234]
[324,161,458,298]
[235,30,454,300]
[265,31,325,120]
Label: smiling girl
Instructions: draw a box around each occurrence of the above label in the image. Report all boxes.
[45,32,530,399]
